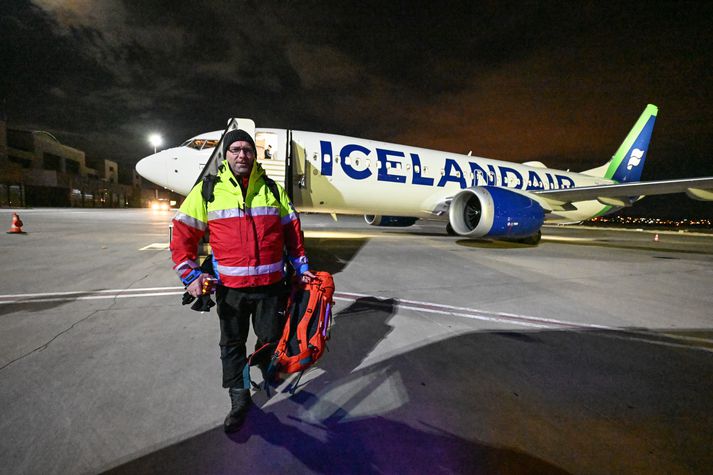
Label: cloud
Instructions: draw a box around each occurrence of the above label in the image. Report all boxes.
[4,0,710,189]
[31,0,185,79]
[31,0,127,32]
[286,43,363,90]
[48,87,67,99]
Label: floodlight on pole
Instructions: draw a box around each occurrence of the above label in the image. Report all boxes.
[148,133,163,153]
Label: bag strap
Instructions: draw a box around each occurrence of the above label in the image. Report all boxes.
[263,176,281,203]
[243,342,273,391]
[201,173,220,203]
[296,279,323,353]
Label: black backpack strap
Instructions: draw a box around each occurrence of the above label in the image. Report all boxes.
[201,174,220,203]
[262,176,294,281]
[263,176,281,203]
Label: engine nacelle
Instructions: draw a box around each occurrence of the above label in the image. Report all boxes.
[364,215,418,227]
[448,187,544,238]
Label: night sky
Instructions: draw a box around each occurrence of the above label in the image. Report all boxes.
[2,1,712,217]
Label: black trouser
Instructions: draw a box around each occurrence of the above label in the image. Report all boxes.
[215,282,287,389]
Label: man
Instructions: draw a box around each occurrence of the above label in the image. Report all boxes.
[170,128,315,432]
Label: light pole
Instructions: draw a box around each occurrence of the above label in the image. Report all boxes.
[148,133,163,154]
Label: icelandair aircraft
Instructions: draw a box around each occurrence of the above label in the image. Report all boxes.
[136,105,713,244]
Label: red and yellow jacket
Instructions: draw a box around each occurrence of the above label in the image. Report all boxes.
[170,160,308,288]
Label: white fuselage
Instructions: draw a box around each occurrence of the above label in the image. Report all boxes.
[136,128,615,223]
[289,130,614,222]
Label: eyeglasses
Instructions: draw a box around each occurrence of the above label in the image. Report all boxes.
[227,147,254,156]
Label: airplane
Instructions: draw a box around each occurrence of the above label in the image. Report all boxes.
[135,104,713,244]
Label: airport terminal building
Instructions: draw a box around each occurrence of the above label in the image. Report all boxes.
[0,119,153,208]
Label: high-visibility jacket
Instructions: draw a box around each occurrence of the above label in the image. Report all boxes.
[170,160,308,288]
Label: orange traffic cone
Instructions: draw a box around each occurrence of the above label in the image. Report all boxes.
[6,212,26,234]
[653,233,660,242]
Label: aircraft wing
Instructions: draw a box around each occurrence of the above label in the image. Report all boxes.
[534,176,713,209]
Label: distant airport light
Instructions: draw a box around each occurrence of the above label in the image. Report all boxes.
[149,199,170,211]
[148,133,163,153]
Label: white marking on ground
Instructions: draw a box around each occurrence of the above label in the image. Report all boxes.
[1,287,711,352]
[139,243,170,250]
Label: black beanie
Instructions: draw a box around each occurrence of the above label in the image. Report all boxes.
[222,129,256,156]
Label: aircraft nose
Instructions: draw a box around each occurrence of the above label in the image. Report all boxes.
[135,151,167,188]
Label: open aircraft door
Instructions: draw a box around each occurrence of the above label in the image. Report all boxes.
[287,130,344,213]
[255,129,288,188]
[288,130,311,209]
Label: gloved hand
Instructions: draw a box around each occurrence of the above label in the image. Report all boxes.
[182,273,217,313]
[191,294,215,312]
[182,292,215,312]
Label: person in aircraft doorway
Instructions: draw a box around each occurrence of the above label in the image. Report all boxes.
[264,144,273,159]
[170,128,315,433]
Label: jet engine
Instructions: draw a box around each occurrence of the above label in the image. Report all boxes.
[447,187,544,240]
[364,215,418,227]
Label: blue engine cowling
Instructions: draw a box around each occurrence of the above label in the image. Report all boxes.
[447,187,544,238]
[364,215,418,227]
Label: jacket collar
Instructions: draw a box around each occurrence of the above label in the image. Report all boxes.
[219,159,265,195]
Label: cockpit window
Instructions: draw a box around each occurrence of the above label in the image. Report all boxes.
[186,139,219,150]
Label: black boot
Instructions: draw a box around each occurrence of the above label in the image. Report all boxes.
[224,387,251,433]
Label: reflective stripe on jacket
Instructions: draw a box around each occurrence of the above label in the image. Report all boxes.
[170,160,308,288]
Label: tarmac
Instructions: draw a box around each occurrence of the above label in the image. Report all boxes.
[1,208,712,474]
